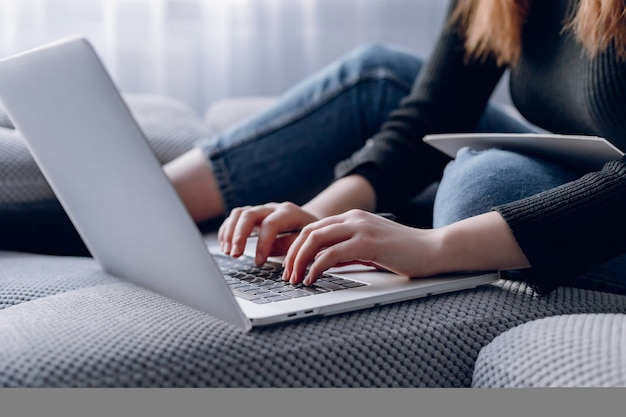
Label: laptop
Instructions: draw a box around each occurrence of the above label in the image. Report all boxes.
[0,37,499,332]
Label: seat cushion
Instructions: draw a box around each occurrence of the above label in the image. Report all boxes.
[1,251,626,388]
[472,313,626,387]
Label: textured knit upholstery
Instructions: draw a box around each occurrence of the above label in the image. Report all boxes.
[1,251,625,388]
[472,314,626,387]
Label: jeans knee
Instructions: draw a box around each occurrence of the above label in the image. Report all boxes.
[341,42,423,86]
[433,148,580,227]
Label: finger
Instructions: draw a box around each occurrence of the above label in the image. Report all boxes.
[330,260,384,269]
[289,223,354,284]
[230,205,275,257]
[254,202,312,263]
[282,214,349,280]
[254,214,290,264]
[304,240,369,285]
[219,206,250,254]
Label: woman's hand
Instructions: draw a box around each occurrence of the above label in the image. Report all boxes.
[281,209,443,285]
[281,210,531,286]
[218,202,319,264]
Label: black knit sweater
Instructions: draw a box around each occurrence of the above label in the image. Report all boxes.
[334,0,626,294]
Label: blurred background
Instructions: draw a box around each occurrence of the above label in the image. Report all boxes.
[0,0,509,117]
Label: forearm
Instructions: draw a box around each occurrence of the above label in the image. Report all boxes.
[430,211,530,274]
[303,174,376,218]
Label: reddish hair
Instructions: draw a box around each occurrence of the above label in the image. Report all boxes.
[452,0,626,66]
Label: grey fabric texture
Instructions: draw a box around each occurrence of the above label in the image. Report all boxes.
[472,313,626,387]
[1,251,626,387]
[0,93,210,204]
[0,252,118,309]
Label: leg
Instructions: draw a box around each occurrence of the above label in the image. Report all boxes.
[400,100,546,228]
[167,43,425,222]
[433,148,582,228]
[433,147,626,295]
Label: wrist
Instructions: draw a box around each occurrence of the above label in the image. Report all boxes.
[303,174,376,218]
[431,212,530,274]
[422,227,454,276]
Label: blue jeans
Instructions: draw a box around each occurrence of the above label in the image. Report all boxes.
[199,43,626,295]
[199,43,539,211]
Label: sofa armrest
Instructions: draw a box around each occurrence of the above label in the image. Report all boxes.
[203,96,277,135]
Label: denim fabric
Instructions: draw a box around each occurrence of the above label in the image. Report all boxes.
[199,42,539,212]
[199,43,422,210]
[433,148,583,228]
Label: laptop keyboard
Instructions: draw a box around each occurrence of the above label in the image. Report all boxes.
[214,254,366,304]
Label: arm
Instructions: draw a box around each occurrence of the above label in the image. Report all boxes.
[334,0,507,212]
[303,174,376,218]
[495,157,626,295]
[281,210,529,285]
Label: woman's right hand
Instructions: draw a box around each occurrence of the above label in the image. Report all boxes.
[218,202,320,265]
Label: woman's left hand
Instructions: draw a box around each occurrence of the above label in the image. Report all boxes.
[281,209,441,285]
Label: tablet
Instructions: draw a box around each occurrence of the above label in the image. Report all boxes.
[423,133,624,171]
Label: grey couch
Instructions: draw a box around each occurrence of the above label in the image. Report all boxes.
[0,93,624,388]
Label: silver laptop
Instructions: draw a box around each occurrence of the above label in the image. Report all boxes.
[0,37,499,332]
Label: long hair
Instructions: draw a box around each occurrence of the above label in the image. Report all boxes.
[452,0,626,66]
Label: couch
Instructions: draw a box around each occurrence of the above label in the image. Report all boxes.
[0,93,624,388]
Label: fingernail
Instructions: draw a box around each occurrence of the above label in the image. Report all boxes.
[224,242,231,254]
[231,244,240,256]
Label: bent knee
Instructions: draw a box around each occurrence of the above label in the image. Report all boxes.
[433,148,580,227]
[341,42,424,83]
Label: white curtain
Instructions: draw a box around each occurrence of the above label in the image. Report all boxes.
[0,0,448,116]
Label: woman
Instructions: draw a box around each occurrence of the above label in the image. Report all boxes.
[165,0,626,295]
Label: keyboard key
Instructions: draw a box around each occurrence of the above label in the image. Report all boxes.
[264,294,291,302]
[312,281,345,291]
[300,286,329,294]
[232,289,260,301]
[281,290,311,298]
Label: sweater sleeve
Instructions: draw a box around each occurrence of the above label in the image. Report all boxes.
[495,156,626,295]
[334,0,507,212]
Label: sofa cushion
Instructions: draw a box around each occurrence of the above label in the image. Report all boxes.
[203,96,276,135]
[1,252,626,388]
[0,252,117,309]
[472,313,626,387]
